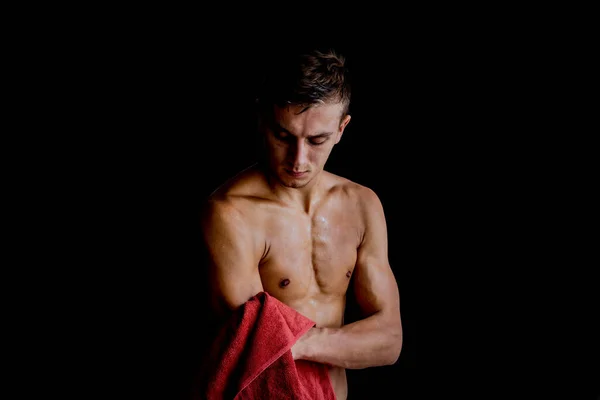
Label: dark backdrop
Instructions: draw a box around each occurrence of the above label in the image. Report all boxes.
[40,10,600,400]
[78,34,423,400]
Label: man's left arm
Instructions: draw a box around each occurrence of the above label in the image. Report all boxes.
[292,187,402,369]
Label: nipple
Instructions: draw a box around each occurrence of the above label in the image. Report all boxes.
[346,270,352,278]
[279,278,290,288]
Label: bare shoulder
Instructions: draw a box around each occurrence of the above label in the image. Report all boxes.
[208,164,267,200]
[323,171,384,214]
[200,165,268,265]
[202,164,271,220]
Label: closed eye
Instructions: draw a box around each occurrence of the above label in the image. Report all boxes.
[309,138,328,145]
[273,131,290,141]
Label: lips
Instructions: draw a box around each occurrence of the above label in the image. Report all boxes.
[286,169,308,177]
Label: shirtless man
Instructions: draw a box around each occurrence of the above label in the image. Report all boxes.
[200,48,402,399]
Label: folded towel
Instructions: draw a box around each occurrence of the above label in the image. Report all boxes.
[195,291,335,399]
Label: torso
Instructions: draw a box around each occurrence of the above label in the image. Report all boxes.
[211,165,366,400]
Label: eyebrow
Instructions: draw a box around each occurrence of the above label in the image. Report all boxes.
[272,122,334,138]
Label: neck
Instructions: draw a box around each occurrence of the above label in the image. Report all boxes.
[259,163,324,213]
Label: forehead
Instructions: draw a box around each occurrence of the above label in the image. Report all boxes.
[271,103,344,136]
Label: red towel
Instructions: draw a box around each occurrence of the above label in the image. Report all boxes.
[195,291,335,400]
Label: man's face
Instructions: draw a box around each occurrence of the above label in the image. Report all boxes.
[263,102,351,189]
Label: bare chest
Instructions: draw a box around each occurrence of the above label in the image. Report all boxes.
[259,208,362,300]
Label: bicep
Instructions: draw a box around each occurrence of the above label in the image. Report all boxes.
[201,200,264,313]
[353,189,400,319]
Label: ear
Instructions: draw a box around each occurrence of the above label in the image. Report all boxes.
[335,114,351,144]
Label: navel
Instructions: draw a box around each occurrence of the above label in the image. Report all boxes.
[279,278,291,288]
[346,270,352,278]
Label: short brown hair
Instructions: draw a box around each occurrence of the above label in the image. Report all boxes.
[256,48,351,117]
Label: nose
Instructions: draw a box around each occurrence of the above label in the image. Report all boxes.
[289,140,309,170]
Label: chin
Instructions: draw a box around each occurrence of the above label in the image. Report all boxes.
[279,177,302,189]
[279,173,310,189]
[286,181,308,189]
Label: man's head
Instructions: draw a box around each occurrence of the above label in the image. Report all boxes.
[256,48,352,189]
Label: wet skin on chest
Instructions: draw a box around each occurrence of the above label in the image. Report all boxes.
[258,193,362,327]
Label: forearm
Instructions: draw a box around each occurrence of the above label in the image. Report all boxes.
[293,312,402,369]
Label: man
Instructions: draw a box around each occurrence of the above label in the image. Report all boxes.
[200,47,402,399]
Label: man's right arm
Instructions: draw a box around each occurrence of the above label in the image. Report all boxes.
[200,198,264,317]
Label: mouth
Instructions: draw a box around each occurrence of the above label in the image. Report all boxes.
[285,169,308,178]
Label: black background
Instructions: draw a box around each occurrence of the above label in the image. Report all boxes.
[74,34,422,399]
[35,9,599,400]
[59,25,581,399]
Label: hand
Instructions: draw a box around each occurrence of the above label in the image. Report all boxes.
[291,329,309,360]
[291,337,302,360]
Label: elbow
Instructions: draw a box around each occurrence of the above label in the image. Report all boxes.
[388,341,402,365]
[385,328,403,365]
